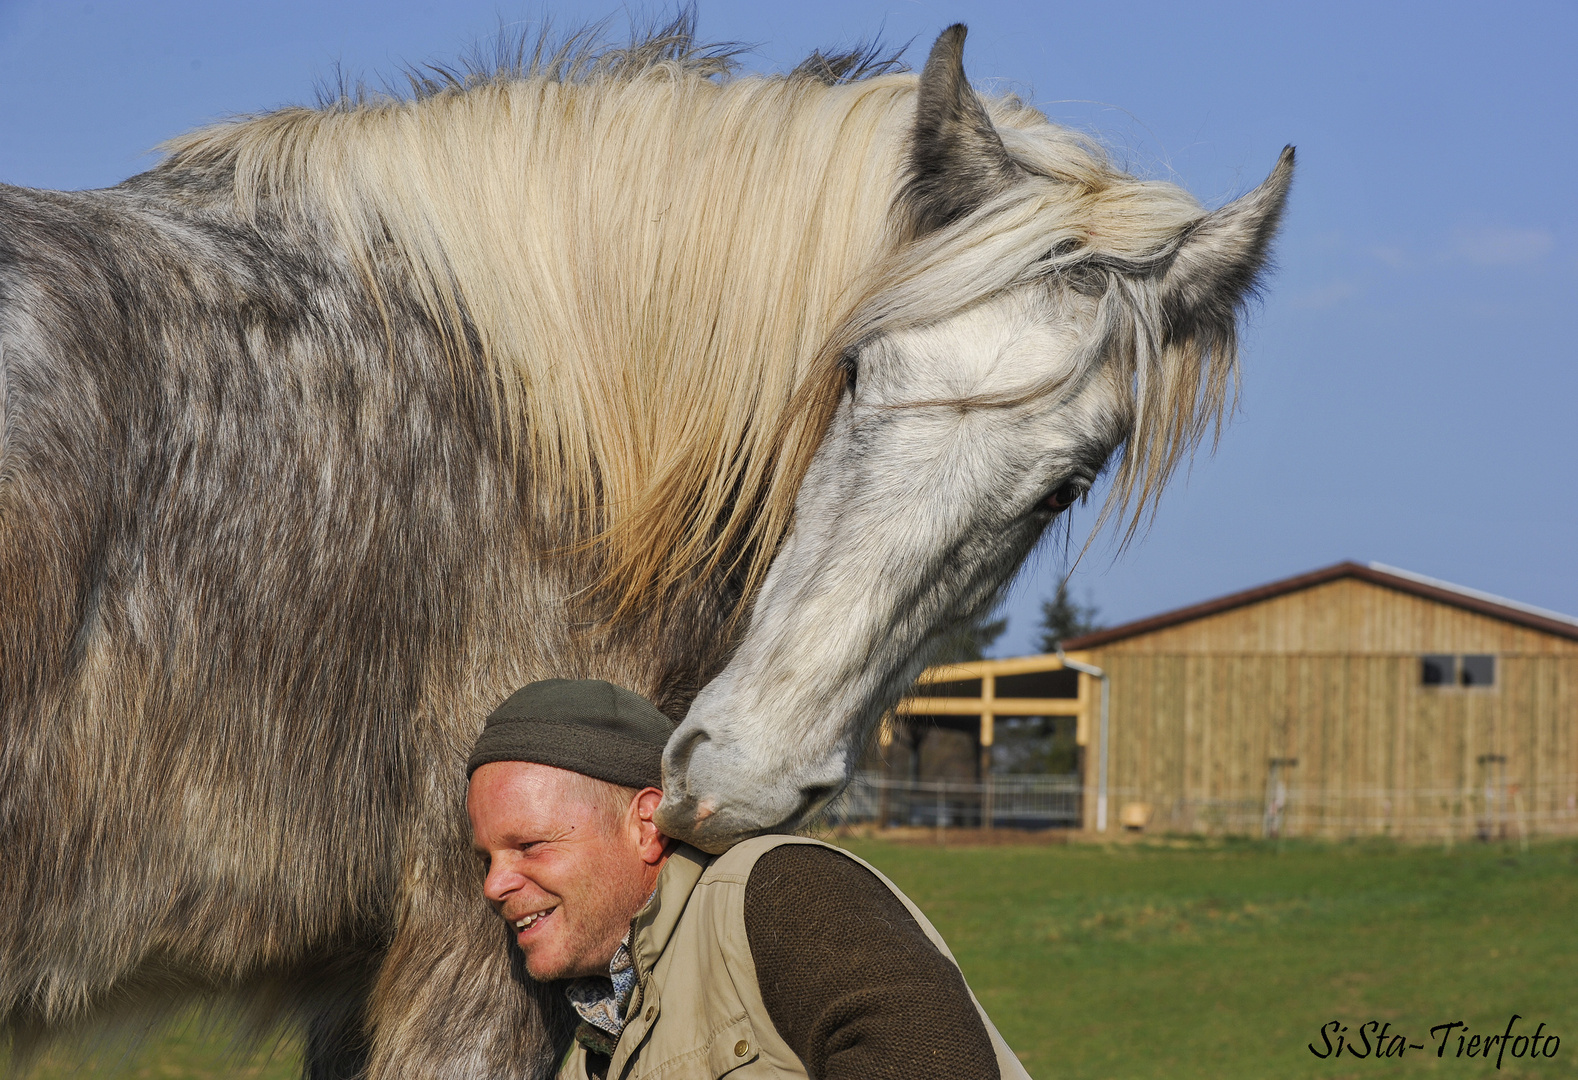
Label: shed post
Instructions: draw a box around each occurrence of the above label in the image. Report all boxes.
[1060,649,1110,832]
[980,673,995,830]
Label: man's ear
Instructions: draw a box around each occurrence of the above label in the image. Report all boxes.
[632,788,670,865]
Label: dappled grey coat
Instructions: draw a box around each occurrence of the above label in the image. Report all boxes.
[0,19,1288,1080]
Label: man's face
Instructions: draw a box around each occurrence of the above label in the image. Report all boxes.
[467,762,665,981]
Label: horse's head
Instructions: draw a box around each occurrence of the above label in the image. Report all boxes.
[657,26,1292,851]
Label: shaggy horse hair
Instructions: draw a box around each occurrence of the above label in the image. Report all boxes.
[0,16,1291,1078]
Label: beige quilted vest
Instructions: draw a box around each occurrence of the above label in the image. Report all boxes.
[556,835,1033,1080]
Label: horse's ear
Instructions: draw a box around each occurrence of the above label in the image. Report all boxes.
[1160,147,1295,342]
[901,24,1021,237]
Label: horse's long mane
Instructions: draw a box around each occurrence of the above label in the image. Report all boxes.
[154,15,1225,617]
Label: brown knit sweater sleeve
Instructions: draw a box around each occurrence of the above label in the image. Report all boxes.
[743,845,1000,1080]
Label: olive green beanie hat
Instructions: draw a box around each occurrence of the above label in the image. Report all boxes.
[465,679,675,790]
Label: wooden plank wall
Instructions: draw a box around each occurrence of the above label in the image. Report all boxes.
[1099,578,1578,657]
[1094,652,1578,838]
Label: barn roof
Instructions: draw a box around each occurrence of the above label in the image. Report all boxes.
[1062,561,1578,648]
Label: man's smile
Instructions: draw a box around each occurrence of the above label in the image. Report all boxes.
[512,906,558,938]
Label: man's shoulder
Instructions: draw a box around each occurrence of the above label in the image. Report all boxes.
[737,839,938,966]
[703,834,850,881]
[700,836,901,909]
[741,839,882,892]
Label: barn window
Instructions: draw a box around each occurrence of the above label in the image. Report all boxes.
[1420,654,1497,688]
[1460,655,1496,687]
[1421,655,1456,686]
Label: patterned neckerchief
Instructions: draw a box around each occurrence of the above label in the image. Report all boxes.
[564,927,638,1056]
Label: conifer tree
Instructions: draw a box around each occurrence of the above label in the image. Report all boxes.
[1036,580,1101,653]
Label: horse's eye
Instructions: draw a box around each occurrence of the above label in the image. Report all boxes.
[839,349,859,394]
[1043,481,1086,512]
[1065,264,1106,297]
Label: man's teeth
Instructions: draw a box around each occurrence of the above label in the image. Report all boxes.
[514,908,554,930]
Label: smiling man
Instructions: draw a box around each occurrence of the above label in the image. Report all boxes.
[467,679,1031,1080]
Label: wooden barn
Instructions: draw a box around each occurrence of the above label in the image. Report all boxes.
[890,561,1578,839]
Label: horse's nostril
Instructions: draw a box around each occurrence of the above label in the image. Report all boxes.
[663,725,711,778]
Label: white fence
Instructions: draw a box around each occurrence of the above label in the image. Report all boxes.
[821,775,1578,838]
[821,771,1082,830]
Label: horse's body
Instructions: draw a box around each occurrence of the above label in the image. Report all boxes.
[0,22,1290,1078]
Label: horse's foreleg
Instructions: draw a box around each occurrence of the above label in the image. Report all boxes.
[301,986,373,1080]
[362,858,572,1080]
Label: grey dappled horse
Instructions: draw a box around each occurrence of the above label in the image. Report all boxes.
[0,20,1290,1079]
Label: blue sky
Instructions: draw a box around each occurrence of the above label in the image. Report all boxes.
[2,1,1573,654]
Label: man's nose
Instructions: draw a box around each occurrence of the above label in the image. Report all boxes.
[482,861,520,905]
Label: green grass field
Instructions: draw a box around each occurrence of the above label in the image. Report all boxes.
[842,835,1578,1080]
[16,836,1578,1079]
